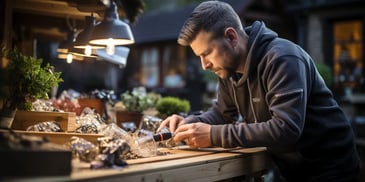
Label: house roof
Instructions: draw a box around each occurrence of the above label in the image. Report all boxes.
[131,0,249,44]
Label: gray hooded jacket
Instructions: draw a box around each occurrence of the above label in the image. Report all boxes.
[186,21,359,180]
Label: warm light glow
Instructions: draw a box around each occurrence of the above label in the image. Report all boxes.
[67,53,73,64]
[106,38,115,55]
[58,53,84,61]
[73,44,102,57]
[89,38,134,45]
[57,47,68,54]
[84,45,92,56]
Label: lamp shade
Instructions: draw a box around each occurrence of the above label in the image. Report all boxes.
[89,2,134,45]
[71,16,103,57]
[73,16,103,49]
[69,46,97,58]
[96,46,130,67]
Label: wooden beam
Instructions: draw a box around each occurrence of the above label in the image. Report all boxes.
[12,0,101,20]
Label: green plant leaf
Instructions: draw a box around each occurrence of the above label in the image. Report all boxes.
[2,48,63,110]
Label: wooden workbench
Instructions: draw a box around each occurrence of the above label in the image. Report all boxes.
[4,147,272,182]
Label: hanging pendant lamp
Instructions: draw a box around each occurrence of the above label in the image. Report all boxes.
[57,29,75,54]
[88,1,134,50]
[72,15,103,57]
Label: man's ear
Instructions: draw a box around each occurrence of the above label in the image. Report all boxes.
[224,27,238,46]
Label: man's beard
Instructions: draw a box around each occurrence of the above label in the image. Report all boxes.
[210,67,235,79]
[209,49,241,79]
[221,54,241,79]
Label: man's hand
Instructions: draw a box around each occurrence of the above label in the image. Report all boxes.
[174,122,212,148]
[157,114,185,133]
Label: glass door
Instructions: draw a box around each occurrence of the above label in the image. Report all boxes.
[333,20,363,97]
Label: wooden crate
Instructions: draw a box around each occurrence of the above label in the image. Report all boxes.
[12,110,76,132]
[78,98,105,116]
[116,110,144,128]
[3,130,103,145]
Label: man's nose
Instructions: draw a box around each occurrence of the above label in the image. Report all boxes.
[200,57,210,70]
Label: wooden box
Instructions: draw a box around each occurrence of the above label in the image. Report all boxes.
[9,130,104,145]
[116,110,144,128]
[12,110,76,132]
[78,98,105,116]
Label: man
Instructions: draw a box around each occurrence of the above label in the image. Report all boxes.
[157,1,360,181]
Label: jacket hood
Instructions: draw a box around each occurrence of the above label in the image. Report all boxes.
[234,21,277,85]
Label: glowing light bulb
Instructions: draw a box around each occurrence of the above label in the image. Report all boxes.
[84,45,92,56]
[67,53,73,64]
[106,38,115,55]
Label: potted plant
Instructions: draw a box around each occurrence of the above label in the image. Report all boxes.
[156,96,190,119]
[0,47,63,128]
[118,87,161,127]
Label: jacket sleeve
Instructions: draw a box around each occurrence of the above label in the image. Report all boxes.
[184,81,238,125]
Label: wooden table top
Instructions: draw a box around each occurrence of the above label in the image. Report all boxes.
[4,147,272,182]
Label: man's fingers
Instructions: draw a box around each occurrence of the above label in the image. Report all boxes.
[174,122,212,148]
[169,117,180,132]
[156,118,169,132]
[173,124,191,143]
[157,114,183,132]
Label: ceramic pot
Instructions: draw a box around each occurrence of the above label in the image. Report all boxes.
[116,110,144,129]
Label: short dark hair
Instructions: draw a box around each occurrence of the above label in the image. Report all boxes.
[178,1,244,46]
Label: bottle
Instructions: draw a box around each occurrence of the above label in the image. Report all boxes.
[136,132,174,144]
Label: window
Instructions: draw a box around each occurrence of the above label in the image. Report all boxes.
[139,45,186,89]
[162,46,185,88]
[333,20,363,96]
[141,48,159,88]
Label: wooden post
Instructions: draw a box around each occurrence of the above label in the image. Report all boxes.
[1,0,13,68]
